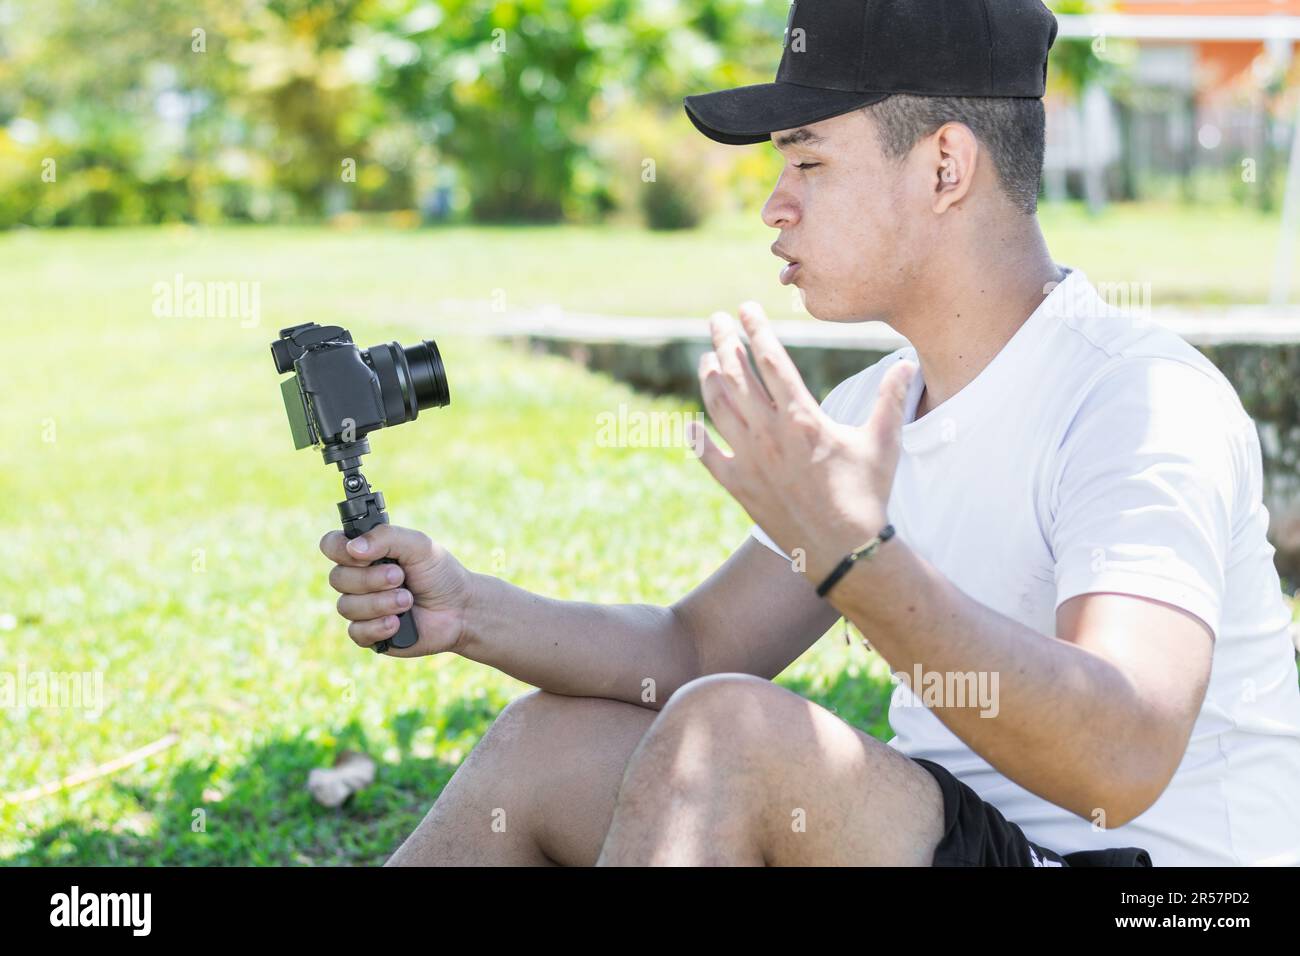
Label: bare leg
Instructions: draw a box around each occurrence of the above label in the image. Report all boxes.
[596,673,947,865]
[386,689,656,866]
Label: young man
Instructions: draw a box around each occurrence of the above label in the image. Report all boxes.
[320,0,1300,865]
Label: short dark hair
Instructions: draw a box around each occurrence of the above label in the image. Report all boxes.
[862,94,1046,215]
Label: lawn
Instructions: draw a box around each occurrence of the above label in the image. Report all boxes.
[0,198,1291,333]
[1,216,1295,865]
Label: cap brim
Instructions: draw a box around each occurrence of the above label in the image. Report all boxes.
[684,82,891,146]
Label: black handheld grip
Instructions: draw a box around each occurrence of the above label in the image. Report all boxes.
[340,490,419,655]
[364,556,418,655]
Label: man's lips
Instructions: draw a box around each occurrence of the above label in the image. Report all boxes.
[772,243,801,286]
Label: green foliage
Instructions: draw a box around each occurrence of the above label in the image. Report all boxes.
[1047,0,1119,99]
[640,161,706,231]
[593,105,720,230]
[0,0,789,227]
[373,0,777,223]
[3,0,1296,228]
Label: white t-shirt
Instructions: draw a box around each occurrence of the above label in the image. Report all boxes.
[750,267,1300,866]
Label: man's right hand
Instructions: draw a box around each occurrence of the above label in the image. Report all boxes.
[319,525,473,658]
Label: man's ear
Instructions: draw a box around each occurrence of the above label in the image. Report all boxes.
[931,122,979,213]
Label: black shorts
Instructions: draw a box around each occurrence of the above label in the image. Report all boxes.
[911,757,1154,867]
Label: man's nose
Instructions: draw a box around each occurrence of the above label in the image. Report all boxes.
[761,176,800,230]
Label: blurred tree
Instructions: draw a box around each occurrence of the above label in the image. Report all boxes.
[0,0,222,225]
[378,0,637,221]
[375,0,782,222]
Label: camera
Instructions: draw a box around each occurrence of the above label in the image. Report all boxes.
[271,322,451,655]
[272,323,449,453]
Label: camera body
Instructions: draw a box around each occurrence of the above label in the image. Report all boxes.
[272,322,450,454]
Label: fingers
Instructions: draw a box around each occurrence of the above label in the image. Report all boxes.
[319,524,434,568]
[686,420,735,488]
[708,311,773,421]
[699,303,816,455]
[698,351,750,445]
[329,561,403,595]
[318,525,431,654]
[861,358,918,449]
[881,357,918,408]
[737,301,816,411]
[319,530,358,565]
[347,614,404,649]
[336,587,413,623]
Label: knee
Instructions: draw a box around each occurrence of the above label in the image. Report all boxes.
[485,688,570,747]
[494,688,563,725]
[611,675,784,817]
[661,672,776,724]
[642,673,780,761]
[465,689,555,765]
[486,689,650,762]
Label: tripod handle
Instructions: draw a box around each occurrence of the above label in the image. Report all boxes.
[341,497,420,655]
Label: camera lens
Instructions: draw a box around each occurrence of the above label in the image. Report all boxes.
[403,340,450,411]
[365,339,451,428]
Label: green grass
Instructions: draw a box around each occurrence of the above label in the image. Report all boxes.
[1,218,1295,865]
[0,198,1289,336]
[1038,201,1298,308]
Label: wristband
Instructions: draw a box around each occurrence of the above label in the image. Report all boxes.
[814,524,895,598]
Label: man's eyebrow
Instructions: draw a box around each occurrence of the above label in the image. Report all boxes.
[773,128,824,149]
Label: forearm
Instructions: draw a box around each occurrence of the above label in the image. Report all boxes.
[456,571,701,709]
[806,537,1165,824]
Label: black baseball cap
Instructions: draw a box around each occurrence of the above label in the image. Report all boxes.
[684,0,1059,146]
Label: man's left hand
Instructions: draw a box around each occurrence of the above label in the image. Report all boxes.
[686,301,917,577]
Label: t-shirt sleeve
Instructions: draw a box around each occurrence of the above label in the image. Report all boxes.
[748,521,790,559]
[747,367,877,561]
[1048,356,1245,640]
